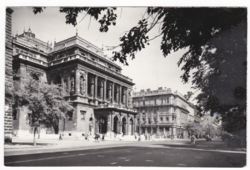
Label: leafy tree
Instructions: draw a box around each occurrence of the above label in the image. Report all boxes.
[32,7,246,134]
[6,74,74,146]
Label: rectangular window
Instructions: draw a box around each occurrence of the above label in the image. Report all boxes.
[80,111,86,120]
[13,109,17,120]
[167,98,170,103]
[160,117,163,121]
[67,111,73,121]
[166,117,169,121]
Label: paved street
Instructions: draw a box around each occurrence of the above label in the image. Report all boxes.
[4,139,246,167]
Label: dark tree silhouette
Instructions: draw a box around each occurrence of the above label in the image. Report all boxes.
[32,7,247,134]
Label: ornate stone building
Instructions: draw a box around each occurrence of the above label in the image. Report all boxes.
[11,27,137,137]
[5,8,14,136]
[133,87,199,138]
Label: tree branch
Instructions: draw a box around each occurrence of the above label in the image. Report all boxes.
[148,33,163,42]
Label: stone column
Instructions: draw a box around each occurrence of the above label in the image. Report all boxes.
[61,76,64,89]
[111,113,114,132]
[119,117,123,134]
[119,85,122,105]
[103,79,106,102]
[75,70,80,95]
[107,112,112,137]
[169,110,173,123]
[116,85,119,104]
[145,112,148,124]
[124,88,127,106]
[67,76,71,93]
[125,122,128,135]
[156,110,159,122]
[85,72,88,97]
[95,119,99,133]
[100,79,103,99]
[94,75,98,99]
[112,82,115,104]
[116,120,120,134]
[90,76,94,97]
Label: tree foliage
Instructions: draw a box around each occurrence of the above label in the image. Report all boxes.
[33,7,117,32]
[6,74,74,130]
[32,7,247,133]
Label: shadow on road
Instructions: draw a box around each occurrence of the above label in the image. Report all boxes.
[152,140,246,151]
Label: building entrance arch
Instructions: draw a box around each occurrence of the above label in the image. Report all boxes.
[122,117,126,135]
[129,118,134,135]
[98,116,107,134]
[113,116,119,134]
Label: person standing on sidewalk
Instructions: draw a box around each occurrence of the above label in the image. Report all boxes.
[59,134,63,140]
[191,135,196,146]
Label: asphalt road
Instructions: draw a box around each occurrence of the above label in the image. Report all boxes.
[5,140,246,167]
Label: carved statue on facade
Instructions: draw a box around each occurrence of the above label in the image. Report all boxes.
[64,80,68,92]
[122,89,126,103]
[109,83,112,99]
[127,90,132,106]
[70,76,75,93]
[80,75,85,95]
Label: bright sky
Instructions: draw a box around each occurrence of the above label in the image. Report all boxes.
[11,7,195,97]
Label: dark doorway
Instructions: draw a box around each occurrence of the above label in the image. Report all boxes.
[130,119,133,135]
[99,116,107,134]
[122,117,126,135]
[113,116,119,134]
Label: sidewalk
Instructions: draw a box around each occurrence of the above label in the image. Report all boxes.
[4,135,184,155]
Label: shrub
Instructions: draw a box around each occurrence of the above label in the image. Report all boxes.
[227,135,242,147]
[221,133,231,141]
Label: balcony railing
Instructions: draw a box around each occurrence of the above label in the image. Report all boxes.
[97,103,137,113]
[17,54,49,67]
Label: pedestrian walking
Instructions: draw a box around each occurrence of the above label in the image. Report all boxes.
[85,132,89,141]
[135,134,137,140]
[59,134,63,140]
[191,135,196,146]
[95,133,100,142]
[138,135,141,141]
[102,134,105,141]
